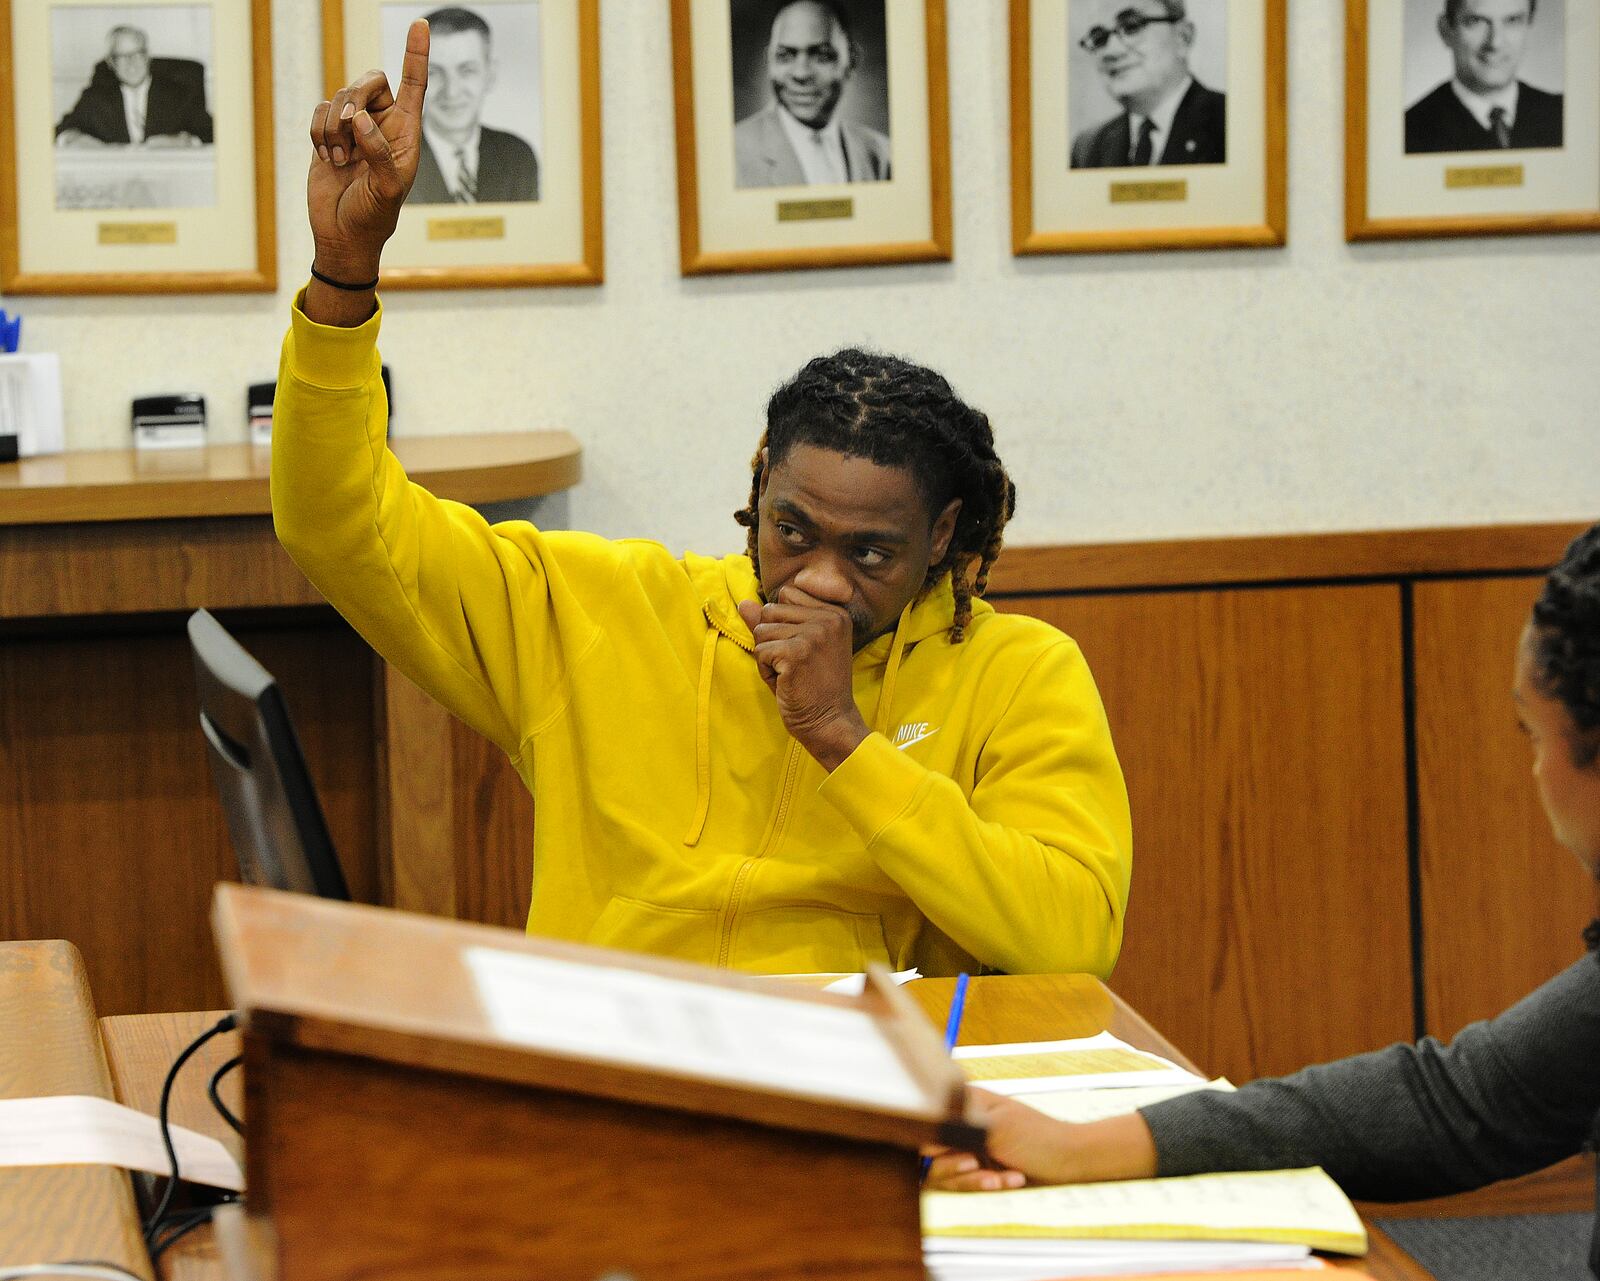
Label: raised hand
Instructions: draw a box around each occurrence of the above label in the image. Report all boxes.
[305,18,429,315]
[737,585,870,771]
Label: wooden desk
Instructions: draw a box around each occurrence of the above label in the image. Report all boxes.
[72,974,1434,1281]
[0,434,581,1018]
[0,434,580,622]
[0,940,151,1278]
[100,1011,243,1281]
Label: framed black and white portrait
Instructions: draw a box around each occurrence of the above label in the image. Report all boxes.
[1348,0,1600,240]
[729,0,892,189]
[672,0,951,275]
[1011,0,1286,254]
[324,0,601,287]
[1,0,275,293]
[381,1,542,205]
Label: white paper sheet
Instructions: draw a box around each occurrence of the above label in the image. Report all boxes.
[821,968,922,995]
[0,1094,243,1191]
[924,1236,1320,1280]
[465,946,926,1111]
[953,1033,1203,1094]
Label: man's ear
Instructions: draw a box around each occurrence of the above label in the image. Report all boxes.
[1437,12,1453,43]
[930,497,962,565]
[1176,19,1196,50]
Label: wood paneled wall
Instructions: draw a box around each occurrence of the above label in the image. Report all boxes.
[0,618,377,1015]
[1004,587,1414,1084]
[3,521,1593,1086]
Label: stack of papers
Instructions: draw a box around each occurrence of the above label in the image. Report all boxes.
[953,1032,1205,1094]
[922,1037,1368,1280]
[925,1238,1326,1280]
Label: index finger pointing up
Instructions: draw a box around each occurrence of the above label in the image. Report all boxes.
[396,18,429,116]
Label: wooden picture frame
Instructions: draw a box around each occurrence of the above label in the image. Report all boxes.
[1346,0,1600,241]
[671,0,951,276]
[322,0,602,289]
[0,0,275,295]
[1010,0,1286,255]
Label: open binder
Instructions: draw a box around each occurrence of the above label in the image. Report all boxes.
[211,883,980,1281]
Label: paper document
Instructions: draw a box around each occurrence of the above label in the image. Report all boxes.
[924,1236,1321,1280]
[928,1268,1328,1281]
[0,1094,243,1191]
[922,1167,1368,1255]
[822,968,921,995]
[954,1033,1203,1094]
[1022,1080,1235,1124]
[466,946,926,1111]
[765,969,921,993]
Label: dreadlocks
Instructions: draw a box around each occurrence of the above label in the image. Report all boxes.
[734,348,1017,642]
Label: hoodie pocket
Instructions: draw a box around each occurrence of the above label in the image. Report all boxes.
[726,904,892,974]
[588,895,720,967]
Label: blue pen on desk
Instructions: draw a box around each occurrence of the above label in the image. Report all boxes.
[919,971,969,1182]
[0,310,20,354]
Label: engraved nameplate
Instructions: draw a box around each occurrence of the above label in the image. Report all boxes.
[777,198,854,222]
[1109,181,1188,204]
[98,222,177,245]
[1445,165,1524,189]
[427,216,507,240]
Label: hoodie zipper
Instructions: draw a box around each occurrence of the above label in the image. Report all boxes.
[715,738,804,968]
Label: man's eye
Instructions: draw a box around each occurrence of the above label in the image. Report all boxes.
[774,50,794,63]
[855,547,889,567]
[813,49,838,64]
[776,522,806,544]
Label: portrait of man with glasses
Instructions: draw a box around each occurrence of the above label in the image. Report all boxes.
[1069,0,1227,169]
[54,17,212,150]
[49,6,216,211]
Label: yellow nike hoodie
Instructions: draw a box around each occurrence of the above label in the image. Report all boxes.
[272,294,1132,977]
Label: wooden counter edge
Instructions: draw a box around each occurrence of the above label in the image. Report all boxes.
[0,433,581,527]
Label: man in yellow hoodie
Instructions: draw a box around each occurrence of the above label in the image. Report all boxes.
[276,21,1132,978]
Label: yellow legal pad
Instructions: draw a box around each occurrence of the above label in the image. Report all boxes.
[922,1167,1368,1256]
[960,1049,1168,1080]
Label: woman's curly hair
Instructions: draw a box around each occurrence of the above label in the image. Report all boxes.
[734,348,1016,642]
[1530,523,1600,766]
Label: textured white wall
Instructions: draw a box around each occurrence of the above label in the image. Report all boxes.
[11,2,1600,550]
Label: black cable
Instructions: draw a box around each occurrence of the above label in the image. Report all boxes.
[148,1207,221,1264]
[142,1013,238,1247]
[205,1055,244,1136]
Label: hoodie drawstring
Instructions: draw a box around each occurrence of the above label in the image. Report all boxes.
[683,628,718,846]
[871,598,915,737]
[688,596,913,844]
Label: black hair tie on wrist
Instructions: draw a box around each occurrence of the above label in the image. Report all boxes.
[311,264,380,292]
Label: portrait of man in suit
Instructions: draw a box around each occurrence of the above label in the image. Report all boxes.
[406,5,540,205]
[1404,0,1563,154]
[55,23,212,148]
[1069,0,1227,169]
[732,0,892,190]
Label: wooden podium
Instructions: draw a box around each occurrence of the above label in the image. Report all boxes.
[211,885,978,1281]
